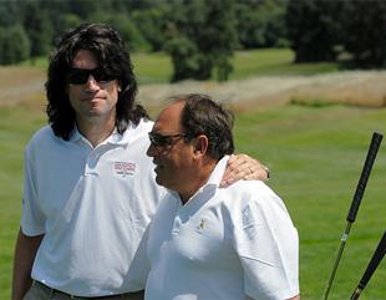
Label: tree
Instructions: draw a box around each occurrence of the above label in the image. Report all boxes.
[286,0,343,62]
[132,6,169,52]
[341,0,386,68]
[165,36,203,81]
[236,0,287,49]
[22,0,53,64]
[87,13,149,51]
[0,25,30,65]
[0,1,23,27]
[165,0,238,82]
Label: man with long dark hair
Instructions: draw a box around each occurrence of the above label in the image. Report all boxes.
[12,24,269,299]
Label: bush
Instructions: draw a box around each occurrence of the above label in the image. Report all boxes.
[0,26,30,65]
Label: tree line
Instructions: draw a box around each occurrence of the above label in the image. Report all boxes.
[0,0,385,82]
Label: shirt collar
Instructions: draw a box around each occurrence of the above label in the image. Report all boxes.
[206,155,230,187]
[69,119,151,147]
[170,155,230,205]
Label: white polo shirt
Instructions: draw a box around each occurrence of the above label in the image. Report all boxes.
[21,119,165,297]
[145,156,299,300]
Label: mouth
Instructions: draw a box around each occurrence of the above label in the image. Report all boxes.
[83,96,104,102]
[153,161,163,173]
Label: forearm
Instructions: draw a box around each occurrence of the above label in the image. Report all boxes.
[12,229,43,300]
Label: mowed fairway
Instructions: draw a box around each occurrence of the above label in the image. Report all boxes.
[1,49,386,299]
[234,104,386,299]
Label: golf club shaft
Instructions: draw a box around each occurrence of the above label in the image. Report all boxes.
[323,223,351,300]
[323,132,383,300]
[350,231,386,300]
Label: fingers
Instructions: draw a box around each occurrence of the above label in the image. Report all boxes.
[220,154,270,188]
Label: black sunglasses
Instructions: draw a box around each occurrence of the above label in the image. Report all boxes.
[67,67,118,85]
[148,132,187,147]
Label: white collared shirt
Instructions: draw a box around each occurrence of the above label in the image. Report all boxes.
[145,156,299,300]
[22,119,165,296]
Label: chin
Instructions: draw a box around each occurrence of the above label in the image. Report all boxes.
[155,176,173,190]
[155,176,165,187]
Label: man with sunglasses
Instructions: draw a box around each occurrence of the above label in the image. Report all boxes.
[143,94,300,300]
[12,23,269,300]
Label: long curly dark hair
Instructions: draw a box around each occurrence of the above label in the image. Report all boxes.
[45,23,149,140]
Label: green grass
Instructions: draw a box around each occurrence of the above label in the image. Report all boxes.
[0,104,45,296]
[2,102,386,299]
[19,48,341,84]
[230,48,340,79]
[132,52,173,84]
[133,48,341,83]
[234,104,386,299]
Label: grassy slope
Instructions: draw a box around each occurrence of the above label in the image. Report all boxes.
[235,104,386,299]
[25,48,340,84]
[0,104,45,296]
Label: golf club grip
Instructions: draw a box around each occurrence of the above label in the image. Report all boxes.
[357,231,386,290]
[347,132,383,223]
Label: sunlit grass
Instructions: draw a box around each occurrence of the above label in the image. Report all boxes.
[17,48,341,84]
[234,105,386,300]
[230,48,339,79]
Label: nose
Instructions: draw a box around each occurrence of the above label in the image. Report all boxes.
[84,75,100,91]
[146,142,158,158]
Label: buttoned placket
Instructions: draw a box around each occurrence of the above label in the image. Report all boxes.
[75,137,119,177]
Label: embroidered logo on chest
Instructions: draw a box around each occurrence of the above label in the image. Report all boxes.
[113,161,136,177]
[197,218,207,230]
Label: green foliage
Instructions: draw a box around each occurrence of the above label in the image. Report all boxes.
[23,1,53,61]
[54,14,83,34]
[132,6,169,52]
[87,13,150,51]
[286,0,386,69]
[0,26,30,65]
[165,0,238,82]
[165,36,205,81]
[0,1,23,26]
[1,0,385,73]
[286,0,343,62]
[341,0,386,68]
[236,0,288,49]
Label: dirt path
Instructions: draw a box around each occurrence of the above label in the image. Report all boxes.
[0,67,46,106]
[137,71,386,112]
[1,67,385,111]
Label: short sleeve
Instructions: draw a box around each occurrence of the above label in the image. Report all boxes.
[21,147,46,236]
[233,190,299,299]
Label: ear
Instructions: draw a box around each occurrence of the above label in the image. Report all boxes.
[192,135,209,158]
[117,80,122,92]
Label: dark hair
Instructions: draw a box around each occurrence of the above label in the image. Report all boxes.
[45,23,149,140]
[177,94,234,160]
